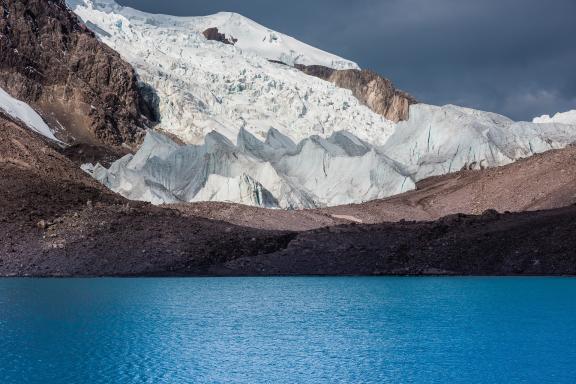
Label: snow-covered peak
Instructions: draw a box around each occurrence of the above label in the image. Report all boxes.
[68,0,358,70]
[533,110,576,125]
[0,87,60,142]
[191,12,359,69]
[67,0,389,145]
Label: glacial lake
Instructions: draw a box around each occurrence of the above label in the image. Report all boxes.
[1,277,575,383]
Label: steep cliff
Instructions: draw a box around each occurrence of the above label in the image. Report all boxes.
[295,64,416,122]
[0,0,156,146]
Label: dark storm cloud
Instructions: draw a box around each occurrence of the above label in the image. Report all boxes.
[117,0,576,120]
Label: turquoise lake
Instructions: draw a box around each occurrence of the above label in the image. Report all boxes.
[0,277,575,383]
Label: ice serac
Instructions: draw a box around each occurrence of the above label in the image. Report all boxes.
[66,0,395,145]
[533,110,576,125]
[384,104,576,181]
[0,0,155,146]
[295,65,417,122]
[87,129,416,209]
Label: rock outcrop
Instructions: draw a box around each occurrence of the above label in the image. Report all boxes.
[0,0,156,146]
[295,64,416,122]
[203,27,237,45]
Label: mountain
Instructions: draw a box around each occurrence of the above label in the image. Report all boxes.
[0,0,156,146]
[66,0,576,208]
[1,0,576,276]
[66,0,398,145]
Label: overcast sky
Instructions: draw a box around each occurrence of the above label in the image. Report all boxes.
[117,0,576,120]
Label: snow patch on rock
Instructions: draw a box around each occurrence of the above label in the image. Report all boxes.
[0,86,60,142]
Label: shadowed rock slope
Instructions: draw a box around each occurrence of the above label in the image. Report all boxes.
[210,206,576,276]
[0,0,156,146]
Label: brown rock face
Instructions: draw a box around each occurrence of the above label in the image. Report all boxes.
[295,64,417,122]
[203,27,237,45]
[0,0,157,146]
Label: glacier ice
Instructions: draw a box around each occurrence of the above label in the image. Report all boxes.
[66,0,395,146]
[383,104,576,181]
[89,105,576,208]
[87,129,415,209]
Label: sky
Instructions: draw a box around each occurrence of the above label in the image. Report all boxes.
[117,0,576,120]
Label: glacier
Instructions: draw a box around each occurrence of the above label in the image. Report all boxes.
[89,106,576,208]
[0,86,60,142]
[66,0,392,146]
[384,104,576,181]
[67,0,576,208]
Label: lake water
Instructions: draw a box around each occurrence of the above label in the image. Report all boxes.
[0,277,575,383]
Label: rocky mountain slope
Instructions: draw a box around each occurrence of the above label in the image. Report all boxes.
[0,0,156,146]
[295,64,416,122]
[210,206,576,276]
